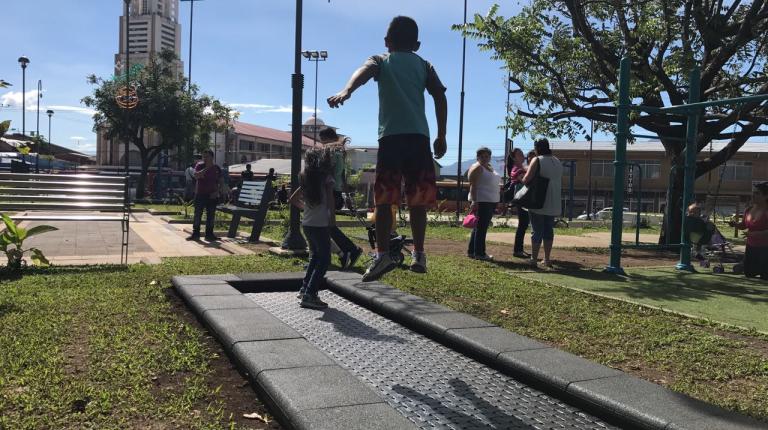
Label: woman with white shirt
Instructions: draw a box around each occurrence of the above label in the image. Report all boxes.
[467,147,501,260]
[522,138,563,268]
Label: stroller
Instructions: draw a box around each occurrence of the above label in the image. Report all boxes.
[352,201,413,267]
[687,215,738,272]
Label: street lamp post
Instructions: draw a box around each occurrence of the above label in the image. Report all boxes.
[586,120,594,220]
[302,50,328,144]
[180,0,202,93]
[35,80,42,173]
[46,109,54,170]
[455,0,468,221]
[502,72,512,183]
[18,57,29,137]
[282,0,308,250]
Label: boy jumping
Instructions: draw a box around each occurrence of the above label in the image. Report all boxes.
[327,16,448,281]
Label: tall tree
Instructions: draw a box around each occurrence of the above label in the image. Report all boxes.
[459,1,768,241]
[82,50,234,199]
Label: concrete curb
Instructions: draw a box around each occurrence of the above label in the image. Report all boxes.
[171,273,416,430]
[323,271,766,430]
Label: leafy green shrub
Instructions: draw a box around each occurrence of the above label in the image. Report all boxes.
[0,214,58,270]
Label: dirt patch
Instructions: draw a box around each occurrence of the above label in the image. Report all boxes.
[164,289,281,430]
[420,238,681,269]
[62,322,90,377]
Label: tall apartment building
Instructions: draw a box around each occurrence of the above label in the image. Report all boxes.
[115,0,183,75]
[98,0,183,168]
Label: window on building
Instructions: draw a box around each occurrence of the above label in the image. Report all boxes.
[239,140,254,151]
[722,161,752,181]
[635,160,661,179]
[591,160,614,177]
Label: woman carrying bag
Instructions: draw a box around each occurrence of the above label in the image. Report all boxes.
[467,147,500,261]
[521,138,562,268]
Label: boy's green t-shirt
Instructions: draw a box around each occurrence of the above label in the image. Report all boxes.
[363,52,446,140]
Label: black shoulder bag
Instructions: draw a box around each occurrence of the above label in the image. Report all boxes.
[511,158,549,210]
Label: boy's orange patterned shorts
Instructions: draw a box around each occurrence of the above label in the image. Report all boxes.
[374,134,437,208]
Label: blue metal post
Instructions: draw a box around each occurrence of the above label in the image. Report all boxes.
[676,67,701,271]
[605,57,630,275]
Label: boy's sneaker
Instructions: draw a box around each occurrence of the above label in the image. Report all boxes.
[296,285,307,299]
[362,254,396,282]
[409,252,427,273]
[475,254,494,261]
[300,294,328,309]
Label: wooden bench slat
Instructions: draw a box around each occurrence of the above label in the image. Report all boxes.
[0,195,126,203]
[0,180,125,189]
[0,203,126,211]
[0,187,125,196]
[0,173,126,183]
[9,215,125,222]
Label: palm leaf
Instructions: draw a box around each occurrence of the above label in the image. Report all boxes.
[26,225,59,238]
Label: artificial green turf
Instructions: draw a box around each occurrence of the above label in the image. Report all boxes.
[516,267,768,333]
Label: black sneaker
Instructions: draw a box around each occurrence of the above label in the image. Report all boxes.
[300,294,328,309]
[513,251,530,259]
[204,235,218,242]
[186,234,200,241]
[362,254,396,282]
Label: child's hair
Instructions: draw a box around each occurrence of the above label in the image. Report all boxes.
[300,148,333,207]
[754,182,768,199]
[687,202,702,216]
[526,150,537,161]
[386,16,419,51]
[318,127,338,143]
[533,138,552,155]
[476,147,492,157]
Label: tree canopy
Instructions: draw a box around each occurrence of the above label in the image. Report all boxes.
[458,0,768,178]
[82,49,234,198]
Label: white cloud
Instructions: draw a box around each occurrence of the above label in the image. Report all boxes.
[46,105,97,116]
[70,136,85,140]
[226,102,318,114]
[0,90,40,109]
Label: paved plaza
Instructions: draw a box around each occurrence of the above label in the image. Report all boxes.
[15,212,252,265]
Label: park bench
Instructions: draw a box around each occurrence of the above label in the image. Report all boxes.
[0,173,131,264]
[217,179,274,242]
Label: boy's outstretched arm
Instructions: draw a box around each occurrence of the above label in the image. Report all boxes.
[327,65,376,108]
[432,91,448,159]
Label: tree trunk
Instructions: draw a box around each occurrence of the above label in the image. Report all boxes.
[658,162,684,246]
[135,150,152,200]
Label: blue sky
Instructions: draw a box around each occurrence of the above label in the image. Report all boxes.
[2,0,534,163]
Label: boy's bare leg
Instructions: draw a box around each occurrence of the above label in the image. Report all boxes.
[375,204,392,253]
[409,206,427,252]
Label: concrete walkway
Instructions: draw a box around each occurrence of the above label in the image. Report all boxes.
[487,231,660,248]
[17,212,253,265]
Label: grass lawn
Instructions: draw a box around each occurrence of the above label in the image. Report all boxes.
[0,255,299,430]
[371,255,768,421]
[516,267,768,333]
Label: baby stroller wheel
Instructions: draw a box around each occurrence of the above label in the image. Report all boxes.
[391,251,405,266]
